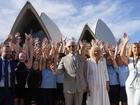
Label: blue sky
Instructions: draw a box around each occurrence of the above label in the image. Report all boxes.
[0,0,140,43]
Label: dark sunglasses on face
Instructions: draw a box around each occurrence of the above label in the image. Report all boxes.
[12,51,16,54]
[69,45,76,48]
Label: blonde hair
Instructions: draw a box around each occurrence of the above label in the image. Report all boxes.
[89,45,101,58]
[128,43,140,57]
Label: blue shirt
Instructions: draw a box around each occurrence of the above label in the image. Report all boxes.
[107,65,119,85]
[118,65,129,86]
[56,73,64,83]
[41,68,57,88]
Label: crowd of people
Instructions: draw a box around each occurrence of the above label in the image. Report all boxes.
[0,32,140,105]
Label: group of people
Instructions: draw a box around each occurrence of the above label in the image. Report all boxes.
[0,32,140,105]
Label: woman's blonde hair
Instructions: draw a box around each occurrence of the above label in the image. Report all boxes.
[128,43,140,57]
[89,45,101,58]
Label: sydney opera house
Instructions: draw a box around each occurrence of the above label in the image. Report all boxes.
[9,1,116,45]
[78,19,116,45]
[10,1,62,43]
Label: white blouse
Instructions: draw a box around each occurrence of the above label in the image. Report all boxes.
[125,57,140,88]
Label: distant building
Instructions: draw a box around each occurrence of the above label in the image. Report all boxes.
[78,19,116,45]
[9,1,116,45]
[10,1,62,43]
[93,19,116,45]
[78,24,96,43]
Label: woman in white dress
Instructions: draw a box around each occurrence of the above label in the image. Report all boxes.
[120,34,140,105]
[86,45,110,105]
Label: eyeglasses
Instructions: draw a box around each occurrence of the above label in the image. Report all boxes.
[12,51,16,54]
[69,45,76,48]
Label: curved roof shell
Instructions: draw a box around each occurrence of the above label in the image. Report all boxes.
[78,24,96,43]
[10,1,62,43]
[93,19,116,45]
[40,13,62,42]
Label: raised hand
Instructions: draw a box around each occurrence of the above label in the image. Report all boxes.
[109,50,115,60]
[34,38,40,48]
[15,33,21,44]
[56,42,61,50]
[122,33,129,45]
[91,39,96,47]
[51,41,55,49]
[28,35,33,45]
[42,40,46,51]
[35,48,42,59]
[99,40,105,50]
[15,32,20,38]
[114,44,119,59]
[50,63,57,74]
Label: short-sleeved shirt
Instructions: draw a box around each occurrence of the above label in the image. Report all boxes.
[56,73,64,83]
[118,65,129,86]
[41,68,56,89]
[107,65,119,85]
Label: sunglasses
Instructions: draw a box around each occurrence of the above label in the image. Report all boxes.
[69,45,76,48]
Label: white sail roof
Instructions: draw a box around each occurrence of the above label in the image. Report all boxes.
[93,19,116,45]
[10,1,51,40]
[40,13,62,42]
[78,24,96,43]
[10,1,62,43]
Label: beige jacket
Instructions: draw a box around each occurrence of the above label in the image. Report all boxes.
[57,53,87,93]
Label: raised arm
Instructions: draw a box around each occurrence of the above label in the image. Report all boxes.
[120,33,129,65]
[21,34,33,69]
[78,41,87,58]
[56,57,64,74]
[58,42,63,53]
[41,38,52,70]
[108,46,118,68]
[54,43,60,69]
[23,34,29,61]
[26,35,33,69]
[15,34,22,60]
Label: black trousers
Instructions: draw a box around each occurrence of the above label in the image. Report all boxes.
[0,87,14,105]
[109,85,120,104]
[82,92,87,105]
[41,88,56,105]
[24,88,41,105]
[56,83,65,105]
[56,83,64,101]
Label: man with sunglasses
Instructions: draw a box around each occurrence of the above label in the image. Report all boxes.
[57,40,87,105]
